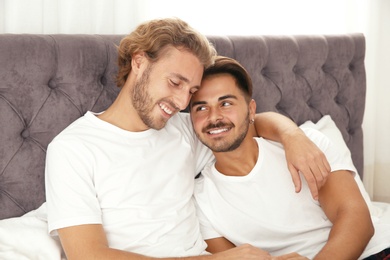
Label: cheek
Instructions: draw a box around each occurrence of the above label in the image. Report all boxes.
[146,73,169,97]
[191,114,206,131]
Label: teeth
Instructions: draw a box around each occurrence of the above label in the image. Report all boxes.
[159,104,173,115]
[209,128,228,134]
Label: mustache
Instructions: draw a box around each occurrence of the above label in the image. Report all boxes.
[203,121,234,132]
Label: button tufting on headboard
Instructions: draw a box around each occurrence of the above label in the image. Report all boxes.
[0,33,366,220]
[48,79,58,89]
[21,128,30,139]
[100,75,108,86]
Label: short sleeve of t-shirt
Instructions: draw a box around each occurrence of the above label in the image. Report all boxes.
[192,181,222,240]
[45,138,102,235]
[300,127,357,176]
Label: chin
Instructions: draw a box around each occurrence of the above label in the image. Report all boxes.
[150,119,168,130]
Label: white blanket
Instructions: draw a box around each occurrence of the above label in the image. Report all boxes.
[372,201,390,225]
[0,203,65,260]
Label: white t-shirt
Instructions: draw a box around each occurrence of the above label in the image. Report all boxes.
[194,128,390,259]
[45,111,213,257]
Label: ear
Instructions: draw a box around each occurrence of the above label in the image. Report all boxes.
[131,52,146,74]
[249,99,256,119]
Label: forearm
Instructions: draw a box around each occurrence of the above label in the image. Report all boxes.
[253,112,300,144]
[60,225,213,260]
[65,246,213,260]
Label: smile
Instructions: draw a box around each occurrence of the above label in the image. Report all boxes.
[159,103,173,115]
[208,127,230,135]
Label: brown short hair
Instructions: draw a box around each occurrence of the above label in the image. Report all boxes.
[203,56,253,102]
[116,18,217,88]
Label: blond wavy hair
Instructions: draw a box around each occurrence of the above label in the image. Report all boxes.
[116,18,217,88]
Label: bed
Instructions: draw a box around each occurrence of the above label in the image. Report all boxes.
[0,33,388,259]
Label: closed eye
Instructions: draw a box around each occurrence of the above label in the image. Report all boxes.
[190,87,199,95]
[169,79,180,87]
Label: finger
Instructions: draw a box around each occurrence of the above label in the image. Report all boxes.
[312,166,326,189]
[310,154,331,189]
[302,152,330,195]
[319,156,331,183]
[290,158,320,199]
[272,253,309,260]
[301,169,319,200]
[287,163,301,193]
[320,151,331,173]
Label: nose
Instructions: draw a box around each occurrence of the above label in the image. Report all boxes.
[208,107,223,122]
[177,91,191,110]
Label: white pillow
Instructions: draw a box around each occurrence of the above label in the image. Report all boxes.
[299,115,374,213]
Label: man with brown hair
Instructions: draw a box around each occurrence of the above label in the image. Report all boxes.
[191,56,390,259]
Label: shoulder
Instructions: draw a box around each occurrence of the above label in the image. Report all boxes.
[300,127,329,141]
[300,127,333,150]
[165,112,200,142]
[168,112,192,129]
[48,113,101,158]
[51,113,93,142]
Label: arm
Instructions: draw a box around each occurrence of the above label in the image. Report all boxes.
[205,237,236,253]
[58,225,153,260]
[252,112,331,200]
[314,170,374,259]
[59,225,272,260]
[205,237,272,259]
[205,238,309,260]
[273,253,310,260]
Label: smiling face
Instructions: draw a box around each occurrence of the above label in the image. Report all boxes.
[132,46,204,130]
[190,73,255,152]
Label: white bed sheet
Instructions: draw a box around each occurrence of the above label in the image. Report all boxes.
[0,203,65,260]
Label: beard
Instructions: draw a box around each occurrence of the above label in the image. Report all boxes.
[132,64,168,130]
[197,114,250,153]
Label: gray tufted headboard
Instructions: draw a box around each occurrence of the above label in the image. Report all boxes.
[0,34,366,220]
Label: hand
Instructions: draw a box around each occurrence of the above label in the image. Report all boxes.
[272,252,310,260]
[282,128,331,200]
[211,244,272,259]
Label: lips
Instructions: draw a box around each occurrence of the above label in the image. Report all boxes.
[208,128,229,135]
[204,122,233,135]
[159,103,173,115]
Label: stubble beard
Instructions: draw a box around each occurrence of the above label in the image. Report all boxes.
[132,64,167,130]
[197,114,250,153]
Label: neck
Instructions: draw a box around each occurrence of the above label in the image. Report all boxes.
[214,136,259,176]
[98,78,149,132]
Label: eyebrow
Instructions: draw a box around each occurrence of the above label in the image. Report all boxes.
[171,73,189,83]
[170,73,201,89]
[219,94,238,101]
[191,94,238,108]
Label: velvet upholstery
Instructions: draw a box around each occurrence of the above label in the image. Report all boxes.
[0,34,366,220]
